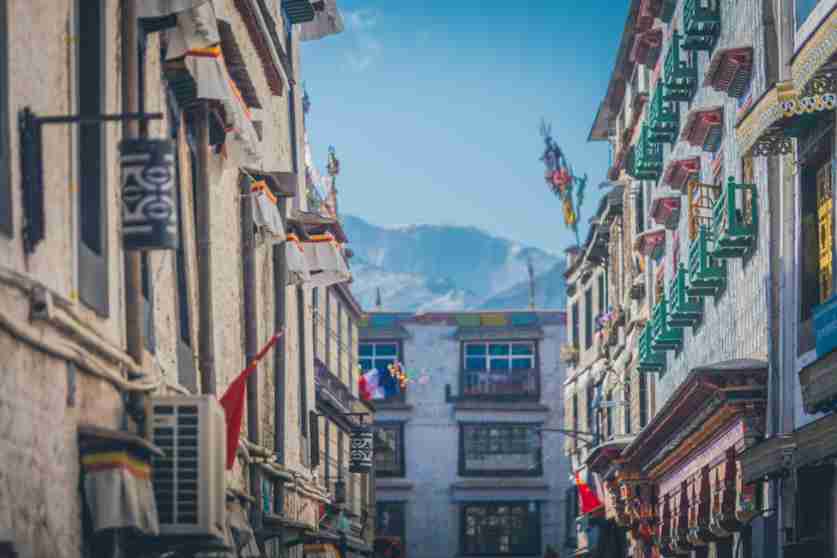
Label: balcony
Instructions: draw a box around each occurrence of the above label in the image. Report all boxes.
[682,0,720,52]
[629,125,663,181]
[710,177,758,258]
[648,82,679,145]
[663,33,698,102]
[651,294,683,351]
[460,369,539,400]
[705,47,754,98]
[668,263,702,327]
[638,324,666,373]
[687,226,726,297]
[315,358,353,412]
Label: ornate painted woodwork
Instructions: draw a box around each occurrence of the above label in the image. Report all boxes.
[818,161,833,303]
[636,227,667,259]
[651,294,684,351]
[705,47,754,98]
[648,82,680,145]
[668,263,702,327]
[710,177,758,258]
[651,196,681,230]
[681,107,724,152]
[664,157,700,193]
[664,33,698,102]
[671,482,694,554]
[687,466,715,546]
[710,448,740,537]
[687,226,726,297]
[682,0,720,51]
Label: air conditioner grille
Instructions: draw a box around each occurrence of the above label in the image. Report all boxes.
[152,403,201,525]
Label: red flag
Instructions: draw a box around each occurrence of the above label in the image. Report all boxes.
[220,332,283,470]
[575,472,604,514]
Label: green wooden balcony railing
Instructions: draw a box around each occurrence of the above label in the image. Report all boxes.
[687,225,726,297]
[629,124,663,181]
[648,81,679,145]
[711,177,758,258]
[638,323,666,373]
[660,0,676,22]
[668,263,703,327]
[663,32,697,102]
[651,294,684,351]
[683,0,721,51]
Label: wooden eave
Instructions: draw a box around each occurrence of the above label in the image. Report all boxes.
[242,168,297,197]
[287,210,348,242]
[621,359,767,476]
[233,0,286,95]
[588,437,635,475]
[662,157,700,191]
[705,46,754,97]
[218,20,262,108]
[680,106,724,148]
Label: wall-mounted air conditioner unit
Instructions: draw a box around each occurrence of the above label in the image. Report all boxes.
[150,395,226,540]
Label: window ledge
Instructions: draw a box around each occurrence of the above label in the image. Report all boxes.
[372,401,413,411]
[454,401,549,413]
[375,478,414,490]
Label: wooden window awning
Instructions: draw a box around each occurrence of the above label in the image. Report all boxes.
[218,19,262,109]
[634,227,666,258]
[662,157,700,192]
[233,0,286,95]
[637,0,662,32]
[650,195,681,230]
[680,106,724,152]
[705,46,754,98]
[299,0,345,42]
[631,28,663,67]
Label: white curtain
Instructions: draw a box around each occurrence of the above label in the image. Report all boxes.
[252,190,286,240]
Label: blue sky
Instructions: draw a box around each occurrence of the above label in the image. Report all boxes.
[300,0,629,254]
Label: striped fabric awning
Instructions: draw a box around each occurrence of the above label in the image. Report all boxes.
[79,426,163,535]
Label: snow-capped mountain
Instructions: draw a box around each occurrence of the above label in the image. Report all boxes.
[342,215,567,312]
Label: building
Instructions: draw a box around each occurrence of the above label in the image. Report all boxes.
[0,1,374,557]
[560,1,837,557]
[360,311,571,558]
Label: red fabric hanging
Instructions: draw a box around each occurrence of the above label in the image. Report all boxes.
[220,332,284,470]
[575,471,604,514]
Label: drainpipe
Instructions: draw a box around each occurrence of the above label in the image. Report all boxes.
[274,198,288,467]
[241,175,261,518]
[196,102,217,395]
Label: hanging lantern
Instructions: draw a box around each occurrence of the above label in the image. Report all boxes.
[334,478,346,504]
[349,425,374,474]
[120,138,178,251]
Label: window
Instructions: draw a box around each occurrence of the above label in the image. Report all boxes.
[635,186,645,234]
[623,376,632,435]
[337,303,343,379]
[360,340,404,401]
[376,502,406,555]
[77,0,108,315]
[796,464,834,553]
[312,288,319,359]
[598,273,606,315]
[795,0,823,30]
[0,0,10,236]
[297,286,309,461]
[572,391,579,435]
[462,341,538,398]
[564,487,579,548]
[605,389,613,439]
[587,382,596,435]
[461,502,541,556]
[798,114,834,354]
[639,371,648,428]
[584,289,593,350]
[374,423,404,477]
[348,316,354,396]
[325,289,331,366]
[460,424,541,476]
[571,300,579,349]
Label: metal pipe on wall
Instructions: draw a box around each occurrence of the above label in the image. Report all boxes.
[196,103,217,395]
[241,174,261,513]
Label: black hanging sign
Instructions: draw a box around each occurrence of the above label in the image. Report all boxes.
[120,138,178,251]
[349,426,373,474]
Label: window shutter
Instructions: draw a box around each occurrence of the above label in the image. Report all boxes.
[309,410,320,468]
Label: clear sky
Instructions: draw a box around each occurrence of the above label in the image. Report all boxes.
[300,0,630,254]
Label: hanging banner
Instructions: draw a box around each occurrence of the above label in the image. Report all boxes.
[349,426,374,474]
[120,139,178,251]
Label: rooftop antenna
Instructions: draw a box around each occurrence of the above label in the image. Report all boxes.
[375,287,382,310]
[527,256,536,310]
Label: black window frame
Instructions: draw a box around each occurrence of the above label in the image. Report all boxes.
[639,371,648,428]
[460,339,540,401]
[359,339,405,402]
[312,287,319,359]
[376,501,407,553]
[0,0,10,237]
[623,374,632,435]
[374,422,405,478]
[325,288,331,367]
[459,423,542,477]
[337,301,343,380]
[571,300,579,349]
[461,502,541,557]
[76,0,109,316]
[297,286,309,465]
[564,487,579,548]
